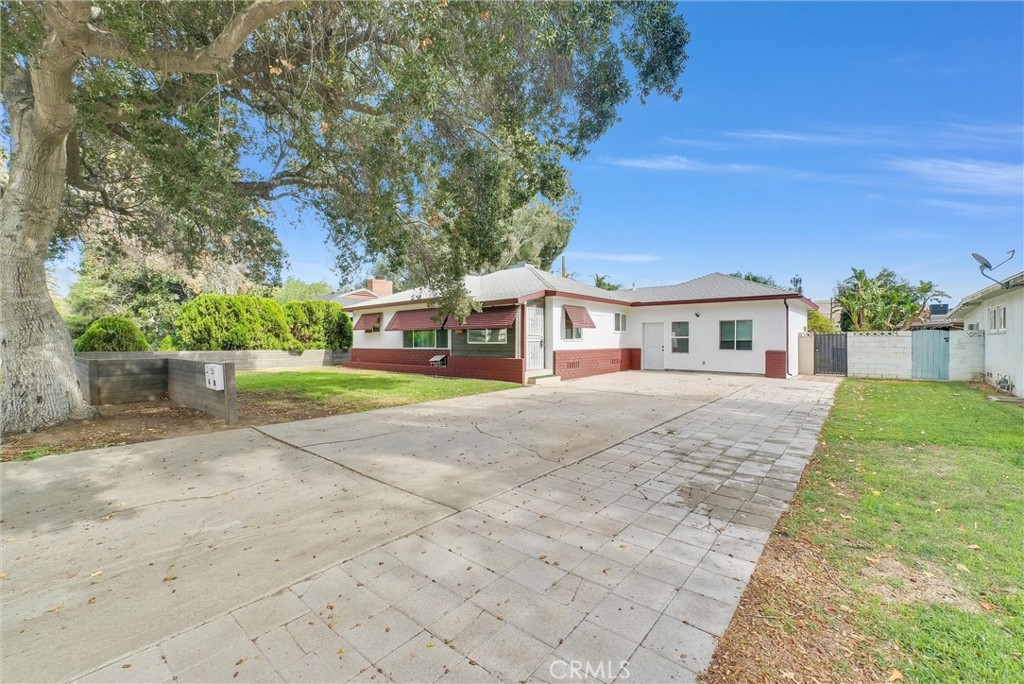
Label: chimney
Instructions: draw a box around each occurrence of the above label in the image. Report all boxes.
[366,278,393,297]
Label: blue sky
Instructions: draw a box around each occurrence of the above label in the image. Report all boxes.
[279,1,1023,303]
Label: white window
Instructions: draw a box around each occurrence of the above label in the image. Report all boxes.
[564,312,582,340]
[720,320,753,350]
[467,328,508,344]
[614,313,627,333]
[402,330,449,348]
[988,306,1006,332]
[671,321,689,353]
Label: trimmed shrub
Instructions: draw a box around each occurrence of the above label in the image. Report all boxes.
[74,316,151,352]
[158,335,179,351]
[807,309,839,334]
[174,294,299,351]
[283,300,353,350]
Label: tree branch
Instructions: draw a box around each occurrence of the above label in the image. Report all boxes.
[45,0,302,75]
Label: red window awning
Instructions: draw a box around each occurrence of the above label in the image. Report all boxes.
[385,308,442,331]
[353,313,381,331]
[563,305,596,329]
[444,306,518,330]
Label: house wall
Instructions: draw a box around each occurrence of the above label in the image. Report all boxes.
[352,307,450,351]
[624,299,791,375]
[847,332,914,379]
[962,288,1024,396]
[545,297,630,359]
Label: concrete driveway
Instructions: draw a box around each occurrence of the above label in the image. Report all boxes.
[1,371,837,683]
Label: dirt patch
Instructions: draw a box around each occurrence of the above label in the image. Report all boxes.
[1,394,359,461]
[860,556,978,612]
[701,533,886,684]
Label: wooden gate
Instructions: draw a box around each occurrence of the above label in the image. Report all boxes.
[813,333,847,375]
[912,330,949,380]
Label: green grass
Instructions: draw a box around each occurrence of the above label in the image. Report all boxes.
[236,367,518,410]
[785,380,1024,682]
[16,445,58,461]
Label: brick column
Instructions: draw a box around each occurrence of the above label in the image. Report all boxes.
[765,350,787,379]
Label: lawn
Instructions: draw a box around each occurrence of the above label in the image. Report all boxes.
[706,379,1024,684]
[235,366,519,415]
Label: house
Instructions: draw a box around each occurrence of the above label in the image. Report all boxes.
[344,265,817,385]
[948,271,1024,396]
[322,278,394,310]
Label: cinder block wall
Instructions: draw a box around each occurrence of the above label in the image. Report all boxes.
[77,349,343,371]
[948,331,985,382]
[167,359,238,424]
[847,332,913,379]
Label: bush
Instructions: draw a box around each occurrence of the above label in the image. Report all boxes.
[73,316,151,352]
[157,335,178,351]
[283,300,353,350]
[174,294,299,350]
[808,309,839,334]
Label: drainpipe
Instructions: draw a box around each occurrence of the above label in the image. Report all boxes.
[784,299,791,377]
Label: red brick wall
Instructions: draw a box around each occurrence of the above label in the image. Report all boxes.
[765,350,787,379]
[346,348,524,384]
[553,348,640,381]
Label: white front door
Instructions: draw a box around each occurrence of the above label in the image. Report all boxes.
[526,304,545,370]
[643,322,665,370]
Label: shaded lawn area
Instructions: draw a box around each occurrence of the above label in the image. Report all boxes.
[705,380,1024,684]
[3,367,518,461]
[236,367,519,417]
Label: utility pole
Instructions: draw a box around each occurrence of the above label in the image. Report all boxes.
[561,255,567,278]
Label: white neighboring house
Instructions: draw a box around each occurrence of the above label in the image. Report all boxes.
[344,264,816,384]
[948,271,1024,397]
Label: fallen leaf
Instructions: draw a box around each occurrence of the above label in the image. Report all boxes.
[91,570,103,577]
[966,544,980,551]
[337,648,345,655]
[426,642,435,648]
[955,563,971,573]
[840,514,855,520]
[865,555,881,564]
[87,597,97,605]
[814,506,826,513]
[122,664,131,669]
[0,573,8,579]
[979,600,995,611]
[889,669,903,681]
[235,658,245,666]
[871,490,881,497]
[163,576,177,582]
[269,66,283,76]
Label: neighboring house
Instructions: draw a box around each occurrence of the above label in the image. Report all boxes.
[812,298,842,326]
[948,271,1024,397]
[322,278,393,310]
[345,264,816,384]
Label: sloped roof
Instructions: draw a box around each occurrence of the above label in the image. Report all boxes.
[346,265,809,310]
[947,271,1024,320]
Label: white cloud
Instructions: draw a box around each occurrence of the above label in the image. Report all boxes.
[565,252,660,263]
[724,129,852,145]
[886,158,1024,196]
[605,155,768,174]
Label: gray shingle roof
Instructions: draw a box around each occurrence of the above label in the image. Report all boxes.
[347,265,801,309]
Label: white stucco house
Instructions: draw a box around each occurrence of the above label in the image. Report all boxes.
[948,271,1024,397]
[344,265,816,384]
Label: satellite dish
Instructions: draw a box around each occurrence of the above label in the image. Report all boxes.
[971,250,1016,289]
[972,253,993,270]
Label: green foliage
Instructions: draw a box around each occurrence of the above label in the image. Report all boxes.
[271,277,334,305]
[593,274,622,291]
[157,335,178,351]
[283,300,352,350]
[835,268,949,331]
[73,315,150,352]
[785,381,1024,682]
[64,251,191,341]
[806,309,838,334]
[3,1,689,320]
[728,271,781,288]
[174,294,298,351]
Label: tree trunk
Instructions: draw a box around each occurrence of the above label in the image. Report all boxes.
[0,57,97,433]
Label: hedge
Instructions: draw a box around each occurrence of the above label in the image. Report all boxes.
[73,316,151,352]
[175,294,298,351]
[283,300,352,350]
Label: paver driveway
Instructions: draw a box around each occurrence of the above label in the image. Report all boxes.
[1,371,837,683]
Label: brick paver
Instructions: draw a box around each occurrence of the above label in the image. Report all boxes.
[75,377,835,683]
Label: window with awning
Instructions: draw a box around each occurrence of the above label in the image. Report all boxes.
[563,305,596,329]
[385,309,442,331]
[353,313,381,331]
[443,306,518,330]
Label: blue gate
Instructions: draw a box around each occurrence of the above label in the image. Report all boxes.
[912,330,949,380]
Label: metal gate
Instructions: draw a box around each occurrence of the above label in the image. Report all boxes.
[814,333,847,375]
[912,330,949,380]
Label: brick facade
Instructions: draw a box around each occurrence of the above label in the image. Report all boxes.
[346,348,524,384]
[553,348,641,381]
[764,350,787,379]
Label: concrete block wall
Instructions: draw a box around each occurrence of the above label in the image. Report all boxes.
[167,359,238,424]
[948,331,985,382]
[76,358,168,404]
[77,349,340,371]
[847,332,913,379]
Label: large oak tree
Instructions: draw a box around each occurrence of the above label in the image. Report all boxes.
[0,0,688,432]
